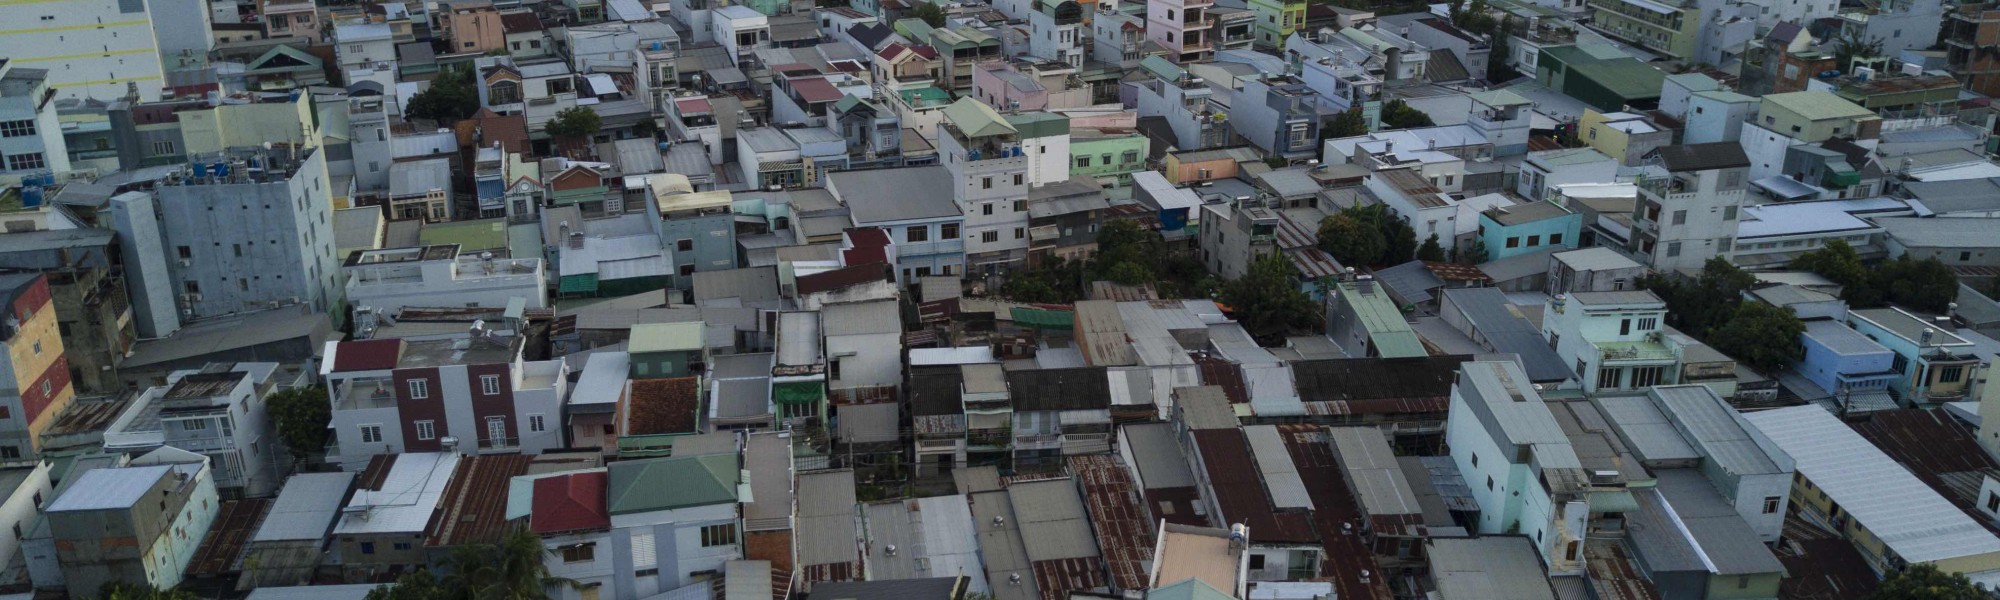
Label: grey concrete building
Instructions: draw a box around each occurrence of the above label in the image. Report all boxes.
[0,229,136,393]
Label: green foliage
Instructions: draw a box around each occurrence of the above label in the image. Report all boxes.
[998,256,1087,303]
[1379,99,1435,130]
[998,220,1213,302]
[1417,234,1447,262]
[1639,257,1757,339]
[1487,16,1522,82]
[1832,32,1884,74]
[1867,564,1988,600]
[96,584,199,600]
[1707,301,1807,373]
[1792,241,1959,313]
[546,107,602,141]
[911,1,947,27]
[407,64,479,122]
[1318,212,1385,267]
[370,527,576,600]
[268,386,331,462]
[1449,0,1497,35]
[1381,216,1418,267]
[1324,107,1370,140]
[1220,254,1322,340]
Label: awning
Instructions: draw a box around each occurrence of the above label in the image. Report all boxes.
[1011,307,1075,329]
[773,381,825,405]
[1588,489,1639,513]
[1752,175,1820,201]
[559,273,599,294]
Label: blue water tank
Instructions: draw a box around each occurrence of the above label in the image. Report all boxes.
[213,162,229,178]
[21,185,44,208]
[193,163,209,178]
[658,141,671,152]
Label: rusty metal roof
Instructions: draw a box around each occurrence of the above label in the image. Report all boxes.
[186,497,272,576]
[426,454,533,547]
[1190,429,1317,545]
[1067,456,1151,592]
[1277,425,1393,600]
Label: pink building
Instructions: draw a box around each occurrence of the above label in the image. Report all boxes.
[1146,0,1214,62]
[261,0,321,43]
[970,59,1091,112]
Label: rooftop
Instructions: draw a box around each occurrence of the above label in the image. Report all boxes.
[607,453,739,514]
[1151,524,1242,593]
[1427,537,1556,600]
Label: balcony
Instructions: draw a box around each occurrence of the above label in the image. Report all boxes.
[1595,340,1678,364]
[334,378,397,411]
[897,238,965,258]
[165,434,237,453]
[480,436,520,451]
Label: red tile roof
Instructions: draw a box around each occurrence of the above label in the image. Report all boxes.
[627,377,701,435]
[427,454,534,547]
[333,339,405,372]
[532,471,611,534]
[500,10,543,33]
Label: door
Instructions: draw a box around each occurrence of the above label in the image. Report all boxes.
[486,416,509,448]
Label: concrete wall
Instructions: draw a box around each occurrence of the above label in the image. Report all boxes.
[154,148,343,322]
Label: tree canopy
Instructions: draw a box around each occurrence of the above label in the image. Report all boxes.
[1640,257,1758,339]
[407,64,479,122]
[370,527,575,600]
[1324,107,1369,140]
[1220,253,1322,340]
[268,386,331,463]
[1707,301,1807,373]
[546,107,602,141]
[1417,234,1447,262]
[997,220,1214,302]
[1867,564,1987,600]
[95,584,199,600]
[1317,205,1415,269]
[1791,241,1959,313]
[1379,99,1436,130]
[911,1,947,26]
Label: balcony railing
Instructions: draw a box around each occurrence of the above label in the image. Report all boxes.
[1596,341,1677,363]
[897,238,965,258]
[480,436,520,450]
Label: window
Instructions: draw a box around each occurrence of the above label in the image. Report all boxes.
[1666,241,1682,257]
[1637,317,1657,331]
[1723,205,1737,221]
[408,379,430,399]
[1940,366,1965,383]
[394,542,413,551]
[561,543,596,562]
[1620,318,1632,336]
[1506,237,1520,248]
[982,176,993,189]
[1471,453,1478,467]
[1486,475,1495,491]
[1248,554,1266,570]
[700,524,736,547]
[181,419,208,432]
[1013,199,1026,212]
[360,425,383,444]
[5,153,46,171]
[1629,366,1664,388]
[1962,251,1974,262]
[1764,496,1782,514]
[1549,233,1563,245]
[0,447,16,460]
[1076,156,1090,168]
[415,420,436,441]
[360,542,375,555]
[983,203,995,216]
[1988,493,1999,513]
[1671,210,1687,225]
[982,231,998,243]
[907,226,929,242]
[1014,174,1022,185]
[1527,235,1541,247]
[0,120,35,138]
[941,223,960,239]
[1014,227,1025,239]
[677,239,694,252]
[1123,150,1140,164]
[481,374,501,395]
[1598,367,1622,390]
[530,414,546,432]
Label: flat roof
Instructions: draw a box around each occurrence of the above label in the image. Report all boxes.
[1649,385,1787,476]
[1744,406,2000,564]
[48,465,174,512]
[252,472,356,542]
[1152,524,1241,593]
[1427,537,1555,600]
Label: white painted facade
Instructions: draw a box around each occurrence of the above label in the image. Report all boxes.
[0,0,167,101]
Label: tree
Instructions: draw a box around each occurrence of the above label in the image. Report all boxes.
[1832,32,1884,74]
[1868,564,1988,600]
[1220,254,1322,341]
[911,0,947,27]
[268,386,331,463]
[1417,234,1447,262]
[407,64,479,122]
[370,527,576,600]
[1707,301,1807,373]
[1324,107,1369,140]
[96,584,199,600]
[1641,257,1756,338]
[1318,212,1385,267]
[1379,99,1435,130]
[998,256,1085,303]
[1487,16,1521,83]
[1380,216,1419,267]
[1791,239,1877,307]
[545,107,602,141]
[1876,255,1959,314]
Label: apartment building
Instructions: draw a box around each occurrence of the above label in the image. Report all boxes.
[1628,143,1749,273]
[0,273,77,463]
[322,335,569,469]
[101,363,284,497]
[0,0,167,102]
[0,64,72,177]
[1149,0,1217,61]
[1846,307,1984,405]
[343,245,547,316]
[536,453,745,599]
[938,99,1035,275]
[1542,291,1683,393]
[46,461,220,598]
[1446,360,1589,576]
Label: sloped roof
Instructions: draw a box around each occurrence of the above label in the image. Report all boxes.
[942,97,1016,138]
[607,454,740,514]
[532,471,610,533]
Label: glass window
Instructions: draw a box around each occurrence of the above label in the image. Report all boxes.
[701,524,736,547]
[408,379,430,399]
[906,225,928,242]
[360,424,383,444]
[415,420,436,440]
[941,223,959,239]
[0,120,36,138]
[481,375,501,395]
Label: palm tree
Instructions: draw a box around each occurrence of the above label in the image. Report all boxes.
[443,526,579,600]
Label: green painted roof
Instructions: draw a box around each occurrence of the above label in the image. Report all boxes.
[943,97,1017,139]
[1666,72,1722,93]
[1140,55,1185,82]
[1011,307,1075,329]
[1569,58,1665,100]
[1147,578,1235,600]
[1468,88,1532,108]
[896,18,934,43]
[559,273,599,294]
[1338,281,1426,358]
[1006,111,1069,139]
[420,218,510,252]
[607,454,739,514]
[1692,90,1756,103]
[898,86,952,108]
[1764,91,1876,122]
[629,322,705,353]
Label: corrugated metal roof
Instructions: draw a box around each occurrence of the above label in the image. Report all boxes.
[822,299,901,337]
[336,452,462,535]
[742,433,794,531]
[1008,478,1101,561]
[1590,394,1700,464]
[252,472,356,542]
[1327,427,1422,519]
[1744,405,2000,564]
[1653,469,1786,575]
[796,470,861,578]
[1243,426,1313,509]
[1123,423,1196,489]
[969,490,1039,600]
[1649,385,1785,476]
[917,495,991,594]
[1427,537,1557,600]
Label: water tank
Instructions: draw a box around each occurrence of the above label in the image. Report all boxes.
[192,162,209,178]
[20,184,44,208]
[213,161,230,178]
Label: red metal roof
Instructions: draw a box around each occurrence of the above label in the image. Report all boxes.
[790,76,845,104]
[1852,408,2000,529]
[842,227,892,266]
[1278,425,1393,600]
[533,471,611,534]
[1067,456,1151,591]
[333,339,405,372]
[428,454,534,547]
[1190,429,1317,545]
[357,454,399,491]
[797,264,891,296]
[1032,557,1109,600]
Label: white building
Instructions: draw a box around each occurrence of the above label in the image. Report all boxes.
[822,300,903,403]
[321,336,569,469]
[343,245,548,316]
[534,453,744,600]
[712,6,770,65]
[0,0,167,101]
[1446,360,1589,576]
[100,363,285,497]
[1629,143,1749,273]
[0,64,71,177]
[1542,291,1683,393]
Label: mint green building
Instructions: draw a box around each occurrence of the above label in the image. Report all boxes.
[1070,130,1150,187]
[1248,0,1307,50]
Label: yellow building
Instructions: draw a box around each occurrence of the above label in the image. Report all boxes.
[1578,109,1669,165]
[0,273,76,459]
[1745,406,2000,578]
